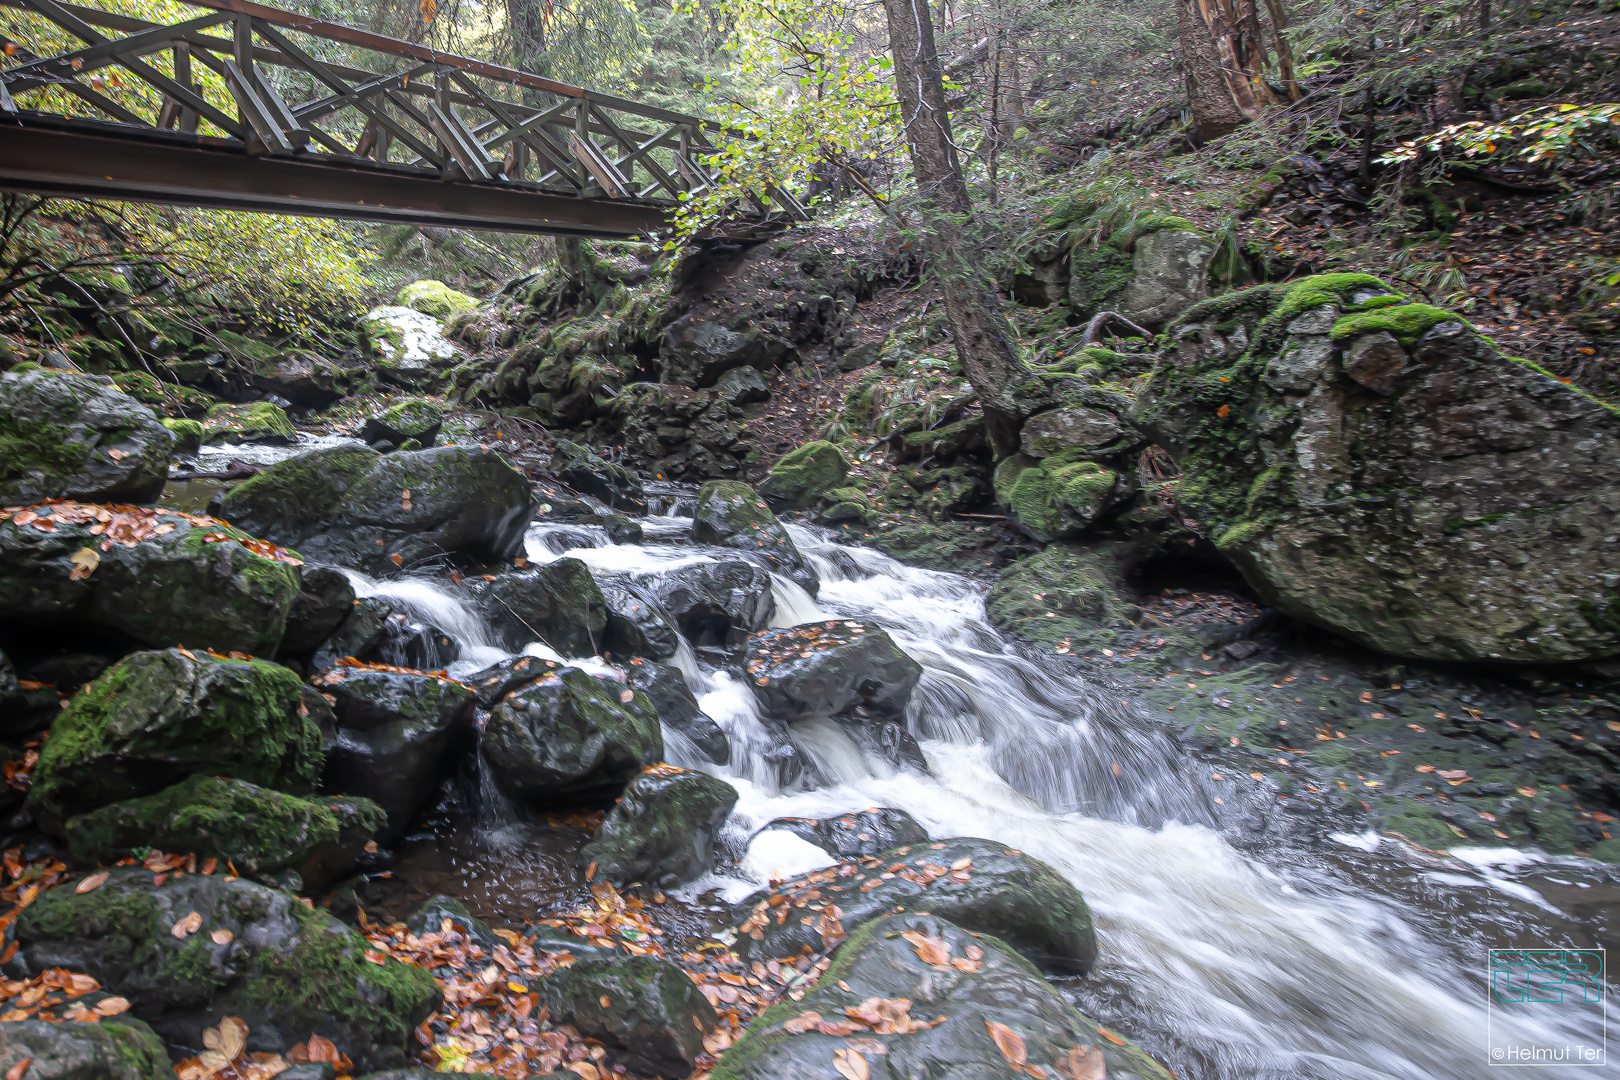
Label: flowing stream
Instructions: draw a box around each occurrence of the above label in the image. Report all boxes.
[342,506,1615,1080]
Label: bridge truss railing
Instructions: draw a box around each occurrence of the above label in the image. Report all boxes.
[0,0,803,227]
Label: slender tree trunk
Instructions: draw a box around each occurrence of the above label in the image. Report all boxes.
[1177,0,1271,142]
[881,0,1033,454]
[1262,0,1298,100]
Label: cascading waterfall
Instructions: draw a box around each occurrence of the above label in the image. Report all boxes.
[354,510,1610,1080]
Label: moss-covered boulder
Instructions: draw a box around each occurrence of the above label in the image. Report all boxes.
[734,836,1096,976]
[359,307,460,388]
[313,663,477,840]
[62,775,384,888]
[216,445,535,575]
[0,502,303,655]
[550,439,646,513]
[757,807,929,860]
[621,657,729,765]
[465,557,607,656]
[29,649,322,830]
[714,912,1170,1080]
[690,481,816,594]
[758,441,850,508]
[13,868,440,1069]
[580,765,737,888]
[1137,273,1620,663]
[397,281,477,319]
[279,565,357,656]
[536,954,717,1078]
[481,667,662,806]
[1069,220,1214,329]
[202,401,297,446]
[993,449,1125,542]
[985,542,1139,648]
[162,418,204,455]
[0,369,173,504]
[745,620,921,722]
[360,399,444,449]
[0,1017,171,1080]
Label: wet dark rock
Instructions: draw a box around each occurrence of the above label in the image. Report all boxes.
[714,912,1170,1080]
[0,369,173,504]
[28,649,322,832]
[1139,274,1620,662]
[713,365,770,405]
[600,581,681,662]
[249,351,362,409]
[536,954,717,1078]
[0,1017,170,1080]
[759,807,930,859]
[280,566,358,656]
[366,612,459,671]
[360,399,444,448]
[733,836,1097,976]
[690,481,817,595]
[481,668,662,806]
[313,664,477,839]
[216,445,535,576]
[466,558,606,656]
[311,597,393,671]
[581,513,644,545]
[0,649,60,738]
[632,561,775,649]
[550,439,646,513]
[464,654,563,708]
[622,658,729,765]
[61,775,383,890]
[405,894,497,954]
[17,653,110,697]
[0,505,302,657]
[581,765,738,887]
[744,621,922,722]
[12,868,440,1070]
[660,316,789,389]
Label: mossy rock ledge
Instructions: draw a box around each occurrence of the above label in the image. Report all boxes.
[690,480,817,595]
[215,444,535,576]
[714,912,1171,1080]
[0,369,173,504]
[12,868,440,1070]
[1135,273,1620,663]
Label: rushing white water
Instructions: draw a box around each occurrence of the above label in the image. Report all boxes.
[370,512,1611,1079]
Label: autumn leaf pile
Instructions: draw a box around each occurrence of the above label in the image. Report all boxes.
[0,502,303,567]
[312,657,471,689]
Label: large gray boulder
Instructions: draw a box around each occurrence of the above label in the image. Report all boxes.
[0,369,173,504]
[0,1018,170,1080]
[313,663,477,839]
[12,868,440,1069]
[661,317,789,388]
[1117,228,1215,327]
[1137,274,1620,663]
[465,557,606,656]
[580,765,737,887]
[632,560,776,650]
[28,648,323,831]
[745,620,922,721]
[215,445,534,575]
[481,667,662,805]
[734,836,1097,976]
[0,503,303,656]
[536,955,717,1078]
[713,912,1172,1080]
[691,481,816,594]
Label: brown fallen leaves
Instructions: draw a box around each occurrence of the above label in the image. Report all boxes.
[1054,1044,1107,1080]
[0,503,302,565]
[782,997,944,1040]
[901,930,983,974]
[175,1017,316,1080]
[0,969,125,1024]
[312,657,471,690]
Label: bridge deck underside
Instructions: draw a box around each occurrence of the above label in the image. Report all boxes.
[1,116,671,236]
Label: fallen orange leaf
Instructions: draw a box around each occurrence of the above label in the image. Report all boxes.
[986,1021,1028,1067]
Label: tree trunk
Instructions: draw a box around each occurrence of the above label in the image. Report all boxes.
[1177,0,1272,143]
[881,0,1033,453]
[505,0,548,79]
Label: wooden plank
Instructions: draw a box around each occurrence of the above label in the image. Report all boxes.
[569,131,629,198]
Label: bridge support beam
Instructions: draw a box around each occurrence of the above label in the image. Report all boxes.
[0,117,671,237]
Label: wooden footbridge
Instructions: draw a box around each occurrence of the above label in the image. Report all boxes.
[0,0,802,237]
